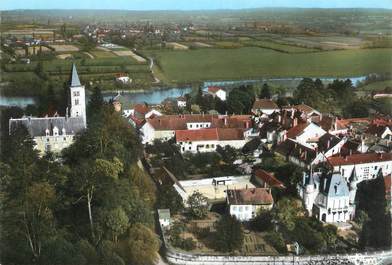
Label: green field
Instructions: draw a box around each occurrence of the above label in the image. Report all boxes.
[243,40,319,53]
[144,47,392,83]
[360,80,392,91]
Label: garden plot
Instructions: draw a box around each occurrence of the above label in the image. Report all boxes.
[112,50,147,63]
[50,44,79,52]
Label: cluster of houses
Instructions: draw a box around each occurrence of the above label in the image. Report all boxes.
[151,97,392,226]
[9,73,391,227]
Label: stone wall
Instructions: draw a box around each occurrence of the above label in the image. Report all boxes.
[164,248,391,265]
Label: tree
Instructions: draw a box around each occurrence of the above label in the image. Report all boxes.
[272,197,301,231]
[87,86,104,121]
[187,191,208,219]
[214,215,244,252]
[260,83,271,99]
[102,207,129,243]
[157,184,184,214]
[227,85,255,114]
[72,158,123,240]
[119,223,159,265]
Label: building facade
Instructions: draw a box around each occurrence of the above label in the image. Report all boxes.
[9,64,86,155]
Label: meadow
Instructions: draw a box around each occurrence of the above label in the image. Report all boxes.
[143,47,392,83]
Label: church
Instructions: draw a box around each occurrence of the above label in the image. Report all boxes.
[9,64,87,155]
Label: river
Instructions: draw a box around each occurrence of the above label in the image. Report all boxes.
[0,76,368,107]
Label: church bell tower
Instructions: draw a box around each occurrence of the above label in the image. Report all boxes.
[69,64,86,127]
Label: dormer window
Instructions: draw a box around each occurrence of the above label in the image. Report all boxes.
[62,128,66,135]
[45,129,50,136]
[53,126,59,136]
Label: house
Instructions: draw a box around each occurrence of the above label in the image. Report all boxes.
[175,128,249,153]
[366,123,392,140]
[317,115,348,136]
[227,188,274,221]
[299,171,354,223]
[286,122,326,148]
[207,86,227,101]
[312,133,347,164]
[275,139,317,168]
[327,153,392,183]
[157,209,171,228]
[283,104,322,123]
[115,73,131,84]
[253,169,285,189]
[173,175,255,205]
[140,114,252,144]
[252,99,279,115]
[127,103,162,129]
[9,64,86,155]
[176,96,187,108]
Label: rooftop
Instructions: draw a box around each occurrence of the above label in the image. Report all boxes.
[175,127,244,142]
[70,63,81,87]
[208,86,224,93]
[252,99,279,110]
[254,169,285,189]
[328,152,392,166]
[227,188,273,205]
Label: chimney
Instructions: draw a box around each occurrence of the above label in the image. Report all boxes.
[293,118,298,127]
[327,139,330,149]
[349,149,353,156]
[304,150,307,160]
[224,117,228,126]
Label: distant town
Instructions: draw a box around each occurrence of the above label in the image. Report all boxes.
[1,7,392,265]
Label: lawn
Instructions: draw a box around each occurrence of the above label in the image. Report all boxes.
[143,47,392,83]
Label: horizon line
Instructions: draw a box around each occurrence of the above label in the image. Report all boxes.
[2,6,392,12]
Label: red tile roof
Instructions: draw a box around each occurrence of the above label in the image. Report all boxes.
[328,153,392,166]
[175,128,244,142]
[208,86,224,93]
[227,188,273,205]
[134,104,150,116]
[254,169,285,189]
[146,114,252,131]
[286,122,309,139]
[252,99,279,110]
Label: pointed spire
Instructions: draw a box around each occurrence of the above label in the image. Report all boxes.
[70,63,81,87]
[349,166,358,183]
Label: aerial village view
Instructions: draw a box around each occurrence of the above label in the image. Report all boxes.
[0,0,392,265]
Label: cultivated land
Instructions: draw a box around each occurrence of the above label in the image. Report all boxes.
[144,47,392,83]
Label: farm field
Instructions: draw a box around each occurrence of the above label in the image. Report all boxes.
[242,40,319,53]
[143,47,392,83]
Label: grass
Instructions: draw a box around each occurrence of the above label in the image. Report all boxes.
[243,40,319,53]
[359,80,392,91]
[90,50,117,58]
[143,47,392,83]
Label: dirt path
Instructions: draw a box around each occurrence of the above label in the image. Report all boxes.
[149,57,161,84]
[84,52,94,59]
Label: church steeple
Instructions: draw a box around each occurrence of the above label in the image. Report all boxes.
[69,64,86,128]
[70,63,81,87]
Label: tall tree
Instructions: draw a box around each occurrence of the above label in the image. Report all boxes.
[259,83,271,99]
[214,215,244,252]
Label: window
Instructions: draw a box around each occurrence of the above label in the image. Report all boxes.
[73,91,80,96]
[232,206,237,211]
[190,124,192,128]
[239,206,243,212]
[63,137,66,141]
[75,99,79,105]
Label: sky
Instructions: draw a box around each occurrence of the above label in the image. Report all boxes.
[1,0,392,10]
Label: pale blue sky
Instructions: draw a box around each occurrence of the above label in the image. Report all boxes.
[1,0,392,10]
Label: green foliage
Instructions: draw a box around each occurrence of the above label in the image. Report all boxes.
[169,222,196,251]
[119,224,159,265]
[227,85,255,114]
[272,197,301,231]
[213,215,244,252]
[157,184,184,214]
[187,191,209,219]
[259,83,271,99]
[356,175,391,249]
[264,231,286,253]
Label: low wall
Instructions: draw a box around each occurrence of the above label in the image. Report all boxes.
[165,248,392,265]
